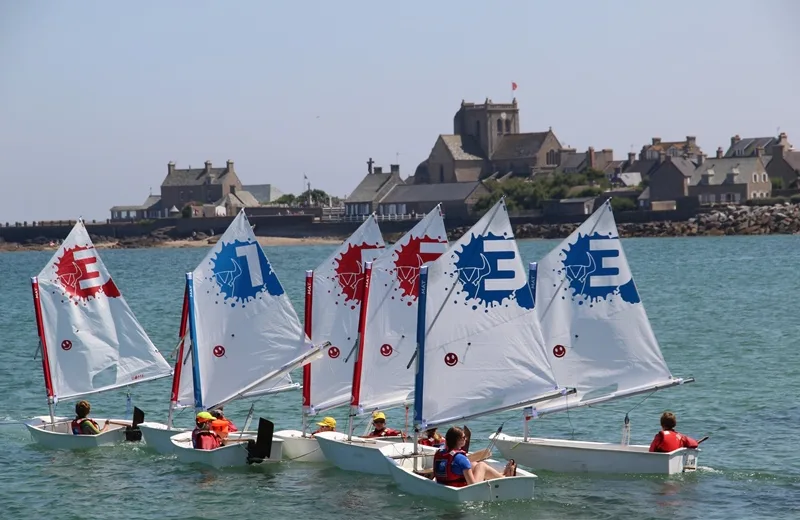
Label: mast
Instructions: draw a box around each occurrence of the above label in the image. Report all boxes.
[347,261,373,441]
[186,272,204,412]
[167,280,190,428]
[412,265,429,466]
[31,277,56,429]
[301,269,313,436]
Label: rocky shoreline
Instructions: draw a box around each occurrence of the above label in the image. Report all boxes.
[3,203,800,252]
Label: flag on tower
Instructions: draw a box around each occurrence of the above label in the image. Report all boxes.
[512,82,518,91]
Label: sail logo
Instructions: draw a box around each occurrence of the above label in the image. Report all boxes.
[53,245,121,304]
[331,242,382,307]
[392,235,448,301]
[449,233,533,310]
[210,239,284,306]
[560,232,640,304]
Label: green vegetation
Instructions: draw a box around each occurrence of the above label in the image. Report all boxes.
[473,169,615,214]
[771,177,784,189]
[611,197,637,212]
[274,189,337,206]
[181,204,193,218]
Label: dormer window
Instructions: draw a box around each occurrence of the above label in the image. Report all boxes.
[735,149,744,157]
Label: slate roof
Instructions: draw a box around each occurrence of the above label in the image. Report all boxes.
[785,151,800,171]
[665,157,697,178]
[491,132,550,160]
[440,135,485,161]
[624,159,659,177]
[346,172,402,203]
[243,184,282,204]
[110,205,147,212]
[614,172,642,187]
[691,157,764,185]
[162,166,231,187]
[556,152,587,173]
[725,137,777,158]
[380,181,483,204]
[110,195,161,212]
[638,186,651,201]
[603,160,626,175]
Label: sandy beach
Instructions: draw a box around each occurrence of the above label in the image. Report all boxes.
[0,235,343,252]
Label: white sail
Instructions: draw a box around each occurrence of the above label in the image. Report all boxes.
[304,215,384,413]
[531,199,678,416]
[188,210,308,410]
[356,206,448,412]
[34,221,172,402]
[415,199,560,427]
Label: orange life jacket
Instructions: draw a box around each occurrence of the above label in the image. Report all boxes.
[71,417,99,435]
[649,430,699,453]
[433,449,468,487]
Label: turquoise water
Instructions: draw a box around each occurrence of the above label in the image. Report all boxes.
[1,237,798,520]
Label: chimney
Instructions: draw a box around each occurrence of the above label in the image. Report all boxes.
[687,136,697,148]
[756,146,764,158]
[168,161,175,176]
[731,134,741,147]
[627,151,636,164]
[390,164,400,174]
[226,160,234,173]
[696,153,705,166]
[587,147,596,170]
[771,144,786,157]
[652,137,662,145]
[374,166,383,174]
[716,147,724,159]
[204,160,212,174]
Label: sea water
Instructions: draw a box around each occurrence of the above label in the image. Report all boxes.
[0,236,798,519]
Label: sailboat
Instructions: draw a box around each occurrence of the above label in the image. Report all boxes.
[168,210,327,468]
[140,250,298,454]
[25,220,173,450]
[274,215,385,462]
[380,198,571,502]
[315,206,449,474]
[492,199,699,474]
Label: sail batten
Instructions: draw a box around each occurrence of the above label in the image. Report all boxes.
[34,221,172,402]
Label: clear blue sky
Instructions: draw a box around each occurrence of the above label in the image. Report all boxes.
[1,0,798,222]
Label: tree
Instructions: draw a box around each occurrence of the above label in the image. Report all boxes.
[181,204,193,218]
[611,197,637,212]
[274,194,297,205]
[771,177,784,190]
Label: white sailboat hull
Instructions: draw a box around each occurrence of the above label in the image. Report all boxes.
[273,430,328,463]
[169,430,284,468]
[491,434,700,475]
[139,422,187,454]
[314,431,412,474]
[380,443,537,503]
[25,416,131,450]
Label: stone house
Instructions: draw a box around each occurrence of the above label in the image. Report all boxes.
[411,99,563,183]
[344,164,404,216]
[376,181,488,219]
[647,156,697,202]
[640,136,703,161]
[243,184,284,204]
[110,195,164,221]
[765,137,800,188]
[542,197,596,217]
[725,133,790,160]
[689,152,771,203]
[160,160,242,211]
[554,147,615,174]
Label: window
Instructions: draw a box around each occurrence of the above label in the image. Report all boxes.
[505,119,511,133]
[720,194,727,203]
[708,194,716,203]
[762,173,768,183]
[497,119,503,135]
[398,203,406,215]
[734,193,741,203]
[752,173,758,183]
[735,149,744,157]
[546,149,557,165]
[668,148,679,157]
[439,165,444,183]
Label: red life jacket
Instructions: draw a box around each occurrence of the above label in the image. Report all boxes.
[224,419,238,433]
[649,430,699,453]
[192,428,221,450]
[433,449,468,487]
[71,417,99,435]
[367,427,402,438]
[419,436,444,448]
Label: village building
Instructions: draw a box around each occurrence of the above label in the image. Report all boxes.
[689,152,771,203]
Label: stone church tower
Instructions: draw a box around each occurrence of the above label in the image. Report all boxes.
[452,98,521,158]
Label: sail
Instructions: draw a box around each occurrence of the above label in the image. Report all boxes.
[531,199,677,415]
[415,199,560,427]
[303,215,384,413]
[356,206,448,412]
[33,221,172,402]
[188,210,308,410]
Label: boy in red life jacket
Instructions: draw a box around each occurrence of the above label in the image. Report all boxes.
[311,416,336,435]
[433,427,516,487]
[211,408,238,432]
[418,427,444,447]
[192,412,221,450]
[365,411,402,437]
[71,400,110,435]
[649,411,700,453]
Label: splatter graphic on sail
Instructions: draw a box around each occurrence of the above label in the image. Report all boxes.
[331,242,381,306]
[392,235,447,302]
[560,231,639,305]
[210,239,284,306]
[53,245,120,304]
